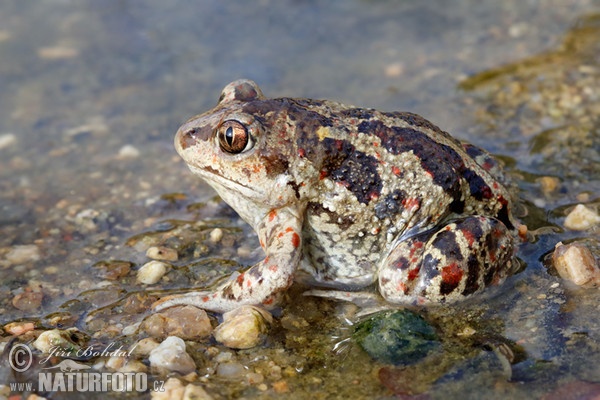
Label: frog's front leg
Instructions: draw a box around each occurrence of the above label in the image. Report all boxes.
[378,216,515,305]
[153,208,303,313]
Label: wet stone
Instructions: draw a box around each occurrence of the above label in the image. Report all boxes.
[146,246,178,262]
[564,204,600,231]
[213,305,272,349]
[149,336,196,375]
[12,288,43,312]
[92,260,132,280]
[142,305,213,340]
[5,245,41,265]
[137,260,169,284]
[354,309,440,366]
[553,242,600,287]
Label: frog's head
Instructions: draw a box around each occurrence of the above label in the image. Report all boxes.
[175,80,303,224]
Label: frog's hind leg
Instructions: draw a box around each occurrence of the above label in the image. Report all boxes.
[378,216,515,305]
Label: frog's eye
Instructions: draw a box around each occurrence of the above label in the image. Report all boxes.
[217,120,254,154]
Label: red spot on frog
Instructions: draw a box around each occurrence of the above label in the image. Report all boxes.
[298,148,306,158]
[441,263,463,287]
[402,197,420,210]
[262,296,274,306]
[291,232,300,248]
[269,264,278,272]
[391,166,401,176]
[268,210,277,222]
[407,268,420,281]
[462,229,476,246]
[236,273,245,287]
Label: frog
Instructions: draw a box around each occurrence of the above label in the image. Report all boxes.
[153,79,521,314]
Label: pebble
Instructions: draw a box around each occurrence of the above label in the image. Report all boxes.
[209,228,223,243]
[130,338,159,357]
[215,362,246,379]
[564,204,600,230]
[146,246,178,262]
[93,260,131,280]
[150,377,185,400]
[553,242,600,287]
[137,260,169,284]
[12,288,43,311]
[213,305,272,349]
[182,384,213,400]
[4,321,35,336]
[272,380,290,394]
[5,245,41,264]
[538,176,559,194]
[149,336,196,375]
[142,305,213,340]
[37,46,79,59]
[117,144,140,159]
[32,328,82,353]
[0,133,16,149]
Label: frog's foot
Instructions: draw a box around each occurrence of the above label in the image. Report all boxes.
[152,286,282,313]
[378,216,515,305]
[152,269,288,313]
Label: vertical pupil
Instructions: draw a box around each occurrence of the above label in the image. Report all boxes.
[225,126,234,146]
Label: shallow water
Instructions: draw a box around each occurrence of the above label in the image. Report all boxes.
[1,1,600,399]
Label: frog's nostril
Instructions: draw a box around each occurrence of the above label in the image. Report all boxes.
[179,128,198,150]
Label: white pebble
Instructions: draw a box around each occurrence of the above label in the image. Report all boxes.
[149,336,196,375]
[553,242,600,287]
[6,245,41,264]
[564,204,600,230]
[150,377,185,400]
[209,228,223,243]
[216,362,246,379]
[213,306,272,349]
[118,144,140,159]
[0,133,16,150]
[146,246,178,262]
[137,261,169,284]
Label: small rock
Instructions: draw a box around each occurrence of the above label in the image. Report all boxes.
[6,245,41,264]
[213,306,272,349]
[246,372,264,385]
[33,328,85,353]
[73,208,110,232]
[142,306,212,340]
[137,261,169,284]
[209,228,223,243]
[117,144,140,159]
[149,336,196,375]
[183,384,213,400]
[354,309,440,366]
[538,176,559,194]
[146,246,178,262]
[553,242,600,287]
[385,62,404,78]
[12,288,43,312]
[0,133,16,150]
[37,46,79,59]
[151,377,185,400]
[272,380,290,394]
[564,204,600,231]
[4,321,36,336]
[93,260,132,280]
[215,362,246,379]
[130,338,159,357]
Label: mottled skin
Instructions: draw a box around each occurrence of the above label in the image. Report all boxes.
[153,79,519,313]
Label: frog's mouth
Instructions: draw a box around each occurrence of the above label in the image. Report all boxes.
[188,164,264,200]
